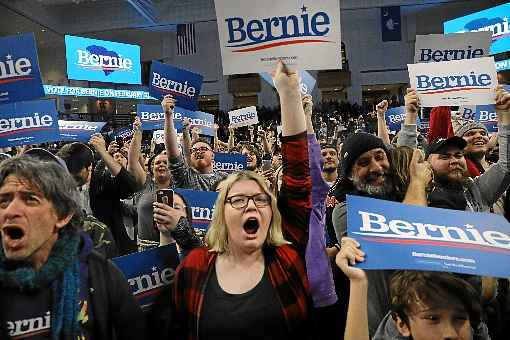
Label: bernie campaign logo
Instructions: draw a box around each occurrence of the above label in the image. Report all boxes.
[415,71,493,95]
[461,16,510,41]
[353,210,510,254]
[76,45,133,76]
[0,54,34,85]
[0,113,54,137]
[225,5,334,52]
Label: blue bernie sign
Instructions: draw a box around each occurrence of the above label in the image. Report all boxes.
[385,106,420,131]
[347,195,510,278]
[444,2,510,55]
[213,153,247,173]
[0,33,45,104]
[112,126,134,140]
[457,105,498,132]
[112,244,180,311]
[58,120,106,142]
[65,35,141,84]
[149,61,203,110]
[0,100,60,147]
[175,188,218,230]
[137,104,214,136]
[259,70,316,95]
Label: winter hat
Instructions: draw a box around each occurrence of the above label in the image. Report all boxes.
[340,133,388,178]
[454,121,488,138]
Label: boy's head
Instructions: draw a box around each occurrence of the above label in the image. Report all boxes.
[390,271,481,340]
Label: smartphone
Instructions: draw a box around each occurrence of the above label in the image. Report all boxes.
[262,159,272,171]
[156,189,174,207]
[115,137,124,147]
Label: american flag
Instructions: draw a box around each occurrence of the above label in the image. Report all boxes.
[177,23,197,56]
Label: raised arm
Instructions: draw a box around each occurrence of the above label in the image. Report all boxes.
[128,116,147,186]
[163,95,180,159]
[335,238,369,340]
[397,89,420,148]
[376,100,390,145]
[182,117,192,164]
[402,149,432,206]
[272,61,311,252]
[89,133,122,176]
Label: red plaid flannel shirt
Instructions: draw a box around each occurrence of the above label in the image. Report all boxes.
[173,132,312,340]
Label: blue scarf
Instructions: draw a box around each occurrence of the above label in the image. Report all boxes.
[0,229,81,339]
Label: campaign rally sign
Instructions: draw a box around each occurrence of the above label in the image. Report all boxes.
[259,70,316,95]
[214,0,342,75]
[153,129,165,144]
[213,153,247,173]
[347,195,510,278]
[456,105,497,132]
[112,126,134,140]
[496,59,510,72]
[0,33,45,104]
[174,188,218,230]
[385,106,420,131]
[408,56,497,107]
[149,61,203,110]
[58,120,106,142]
[229,106,258,128]
[414,32,491,63]
[137,104,214,136]
[0,100,60,147]
[444,2,510,55]
[112,244,179,310]
[65,35,141,84]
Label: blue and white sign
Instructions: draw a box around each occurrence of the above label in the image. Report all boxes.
[347,195,510,278]
[229,106,258,128]
[112,126,134,140]
[213,153,247,173]
[137,104,214,136]
[0,33,45,104]
[44,85,155,100]
[214,0,342,74]
[112,244,180,310]
[456,105,497,132]
[175,189,218,230]
[385,106,420,131]
[408,56,497,107]
[58,120,106,142]
[444,2,510,55]
[149,61,203,110]
[259,70,317,95]
[65,35,141,84]
[0,100,60,147]
[496,59,510,72]
[414,32,491,63]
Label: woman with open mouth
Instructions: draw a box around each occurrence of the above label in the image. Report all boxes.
[172,60,313,340]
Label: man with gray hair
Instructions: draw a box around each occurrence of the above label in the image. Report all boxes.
[0,155,145,339]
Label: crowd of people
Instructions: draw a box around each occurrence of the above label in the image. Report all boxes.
[0,60,510,340]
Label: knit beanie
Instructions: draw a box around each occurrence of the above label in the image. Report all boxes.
[340,133,388,178]
[454,121,488,138]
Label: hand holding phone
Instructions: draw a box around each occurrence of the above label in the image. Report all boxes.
[156,189,174,207]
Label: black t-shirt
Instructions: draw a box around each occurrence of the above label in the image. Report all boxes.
[199,266,289,340]
[1,286,92,339]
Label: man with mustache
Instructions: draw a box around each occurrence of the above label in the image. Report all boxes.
[400,86,510,212]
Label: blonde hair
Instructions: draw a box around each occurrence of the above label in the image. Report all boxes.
[205,171,289,253]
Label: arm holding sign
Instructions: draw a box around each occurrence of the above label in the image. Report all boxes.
[182,117,192,165]
[376,100,391,145]
[127,116,146,187]
[335,238,369,340]
[397,89,419,149]
[473,86,510,206]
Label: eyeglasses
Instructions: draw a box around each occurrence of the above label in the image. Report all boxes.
[191,146,211,154]
[225,193,271,209]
